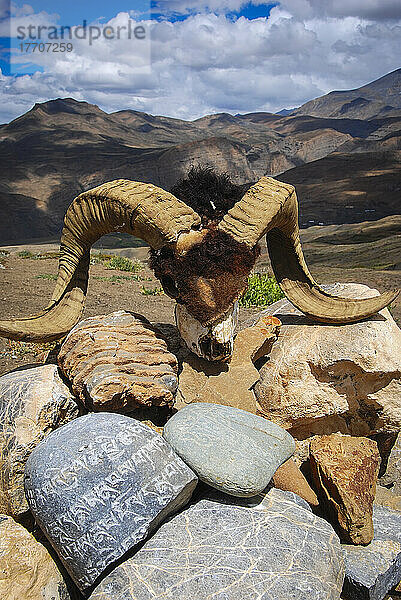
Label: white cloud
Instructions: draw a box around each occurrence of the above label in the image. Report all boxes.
[152,0,268,15]
[0,3,400,123]
[280,0,401,20]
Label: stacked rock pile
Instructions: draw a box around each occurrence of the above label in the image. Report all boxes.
[0,283,401,600]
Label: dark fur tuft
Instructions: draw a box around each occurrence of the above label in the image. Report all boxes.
[149,229,259,283]
[170,164,250,227]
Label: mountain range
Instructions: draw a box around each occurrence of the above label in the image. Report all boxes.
[0,68,400,243]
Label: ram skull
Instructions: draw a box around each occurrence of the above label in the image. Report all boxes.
[0,175,398,362]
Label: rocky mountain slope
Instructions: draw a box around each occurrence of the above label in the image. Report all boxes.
[293,68,401,120]
[0,68,400,242]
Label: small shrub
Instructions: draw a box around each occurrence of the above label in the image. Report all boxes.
[5,340,58,361]
[90,253,143,273]
[35,274,58,281]
[90,252,113,265]
[17,250,60,260]
[239,273,284,307]
[106,256,143,273]
[141,286,164,296]
[39,251,60,260]
[18,250,35,259]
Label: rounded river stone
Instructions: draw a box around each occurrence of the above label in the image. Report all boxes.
[24,413,197,591]
[163,403,295,497]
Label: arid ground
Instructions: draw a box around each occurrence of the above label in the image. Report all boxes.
[0,237,399,377]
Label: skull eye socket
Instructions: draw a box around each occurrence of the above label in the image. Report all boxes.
[160,275,180,298]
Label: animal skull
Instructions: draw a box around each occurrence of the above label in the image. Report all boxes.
[0,175,398,363]
[175,301,238,362]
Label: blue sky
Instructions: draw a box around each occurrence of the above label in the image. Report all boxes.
[11,1,152,23]
[0,0,400,123]
[0,1,276,75]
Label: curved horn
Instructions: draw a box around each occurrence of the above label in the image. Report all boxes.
[218,176,399,323]
[0,180,201,342]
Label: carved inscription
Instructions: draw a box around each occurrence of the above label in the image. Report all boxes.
[25,413,197,590]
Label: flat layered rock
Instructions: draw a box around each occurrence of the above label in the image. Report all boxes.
[58,311,178,412]
[254,284,401,438]
[24,413,197,591]
[163,403,295,497]
[310,434,380,544]
[90,487,345,600]
[0,364,79,520]
[0,514,70,600]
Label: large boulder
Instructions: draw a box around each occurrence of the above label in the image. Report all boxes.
[58,311,179,412]
[24,413,197,591]
[163,403,295,497]
[0,513,70,600]
[90,488,345,600]
[310,434,380,545]
[0,364,80,520]
[254,283,401,438]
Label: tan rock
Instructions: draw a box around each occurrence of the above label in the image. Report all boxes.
[254,283,401,438]
[0,514,69,599]
[175,316,281,413]
[272,458,319,507]
[310,434,380,545]
[0,364,80,520]
[58,311,179,412]
[375,484,401,512]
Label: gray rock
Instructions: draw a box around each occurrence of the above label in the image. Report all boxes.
[262,487,313,512]
[163,403,295,497]
[0,364,80,520]
[374,484,401,512]
[200,484,313,512]
[379,433,401,495]
[90,489,345,600]
[342,506,401,599]
[342,540,401,600]
[24,413,197,591]
[373,505,401,543]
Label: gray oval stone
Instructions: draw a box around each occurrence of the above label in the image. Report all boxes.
[24,413,197,591]
[163,403,295,497]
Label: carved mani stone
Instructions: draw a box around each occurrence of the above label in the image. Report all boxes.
[24,413,198,591]
[57,311,179,412]
[0,364,80,520]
